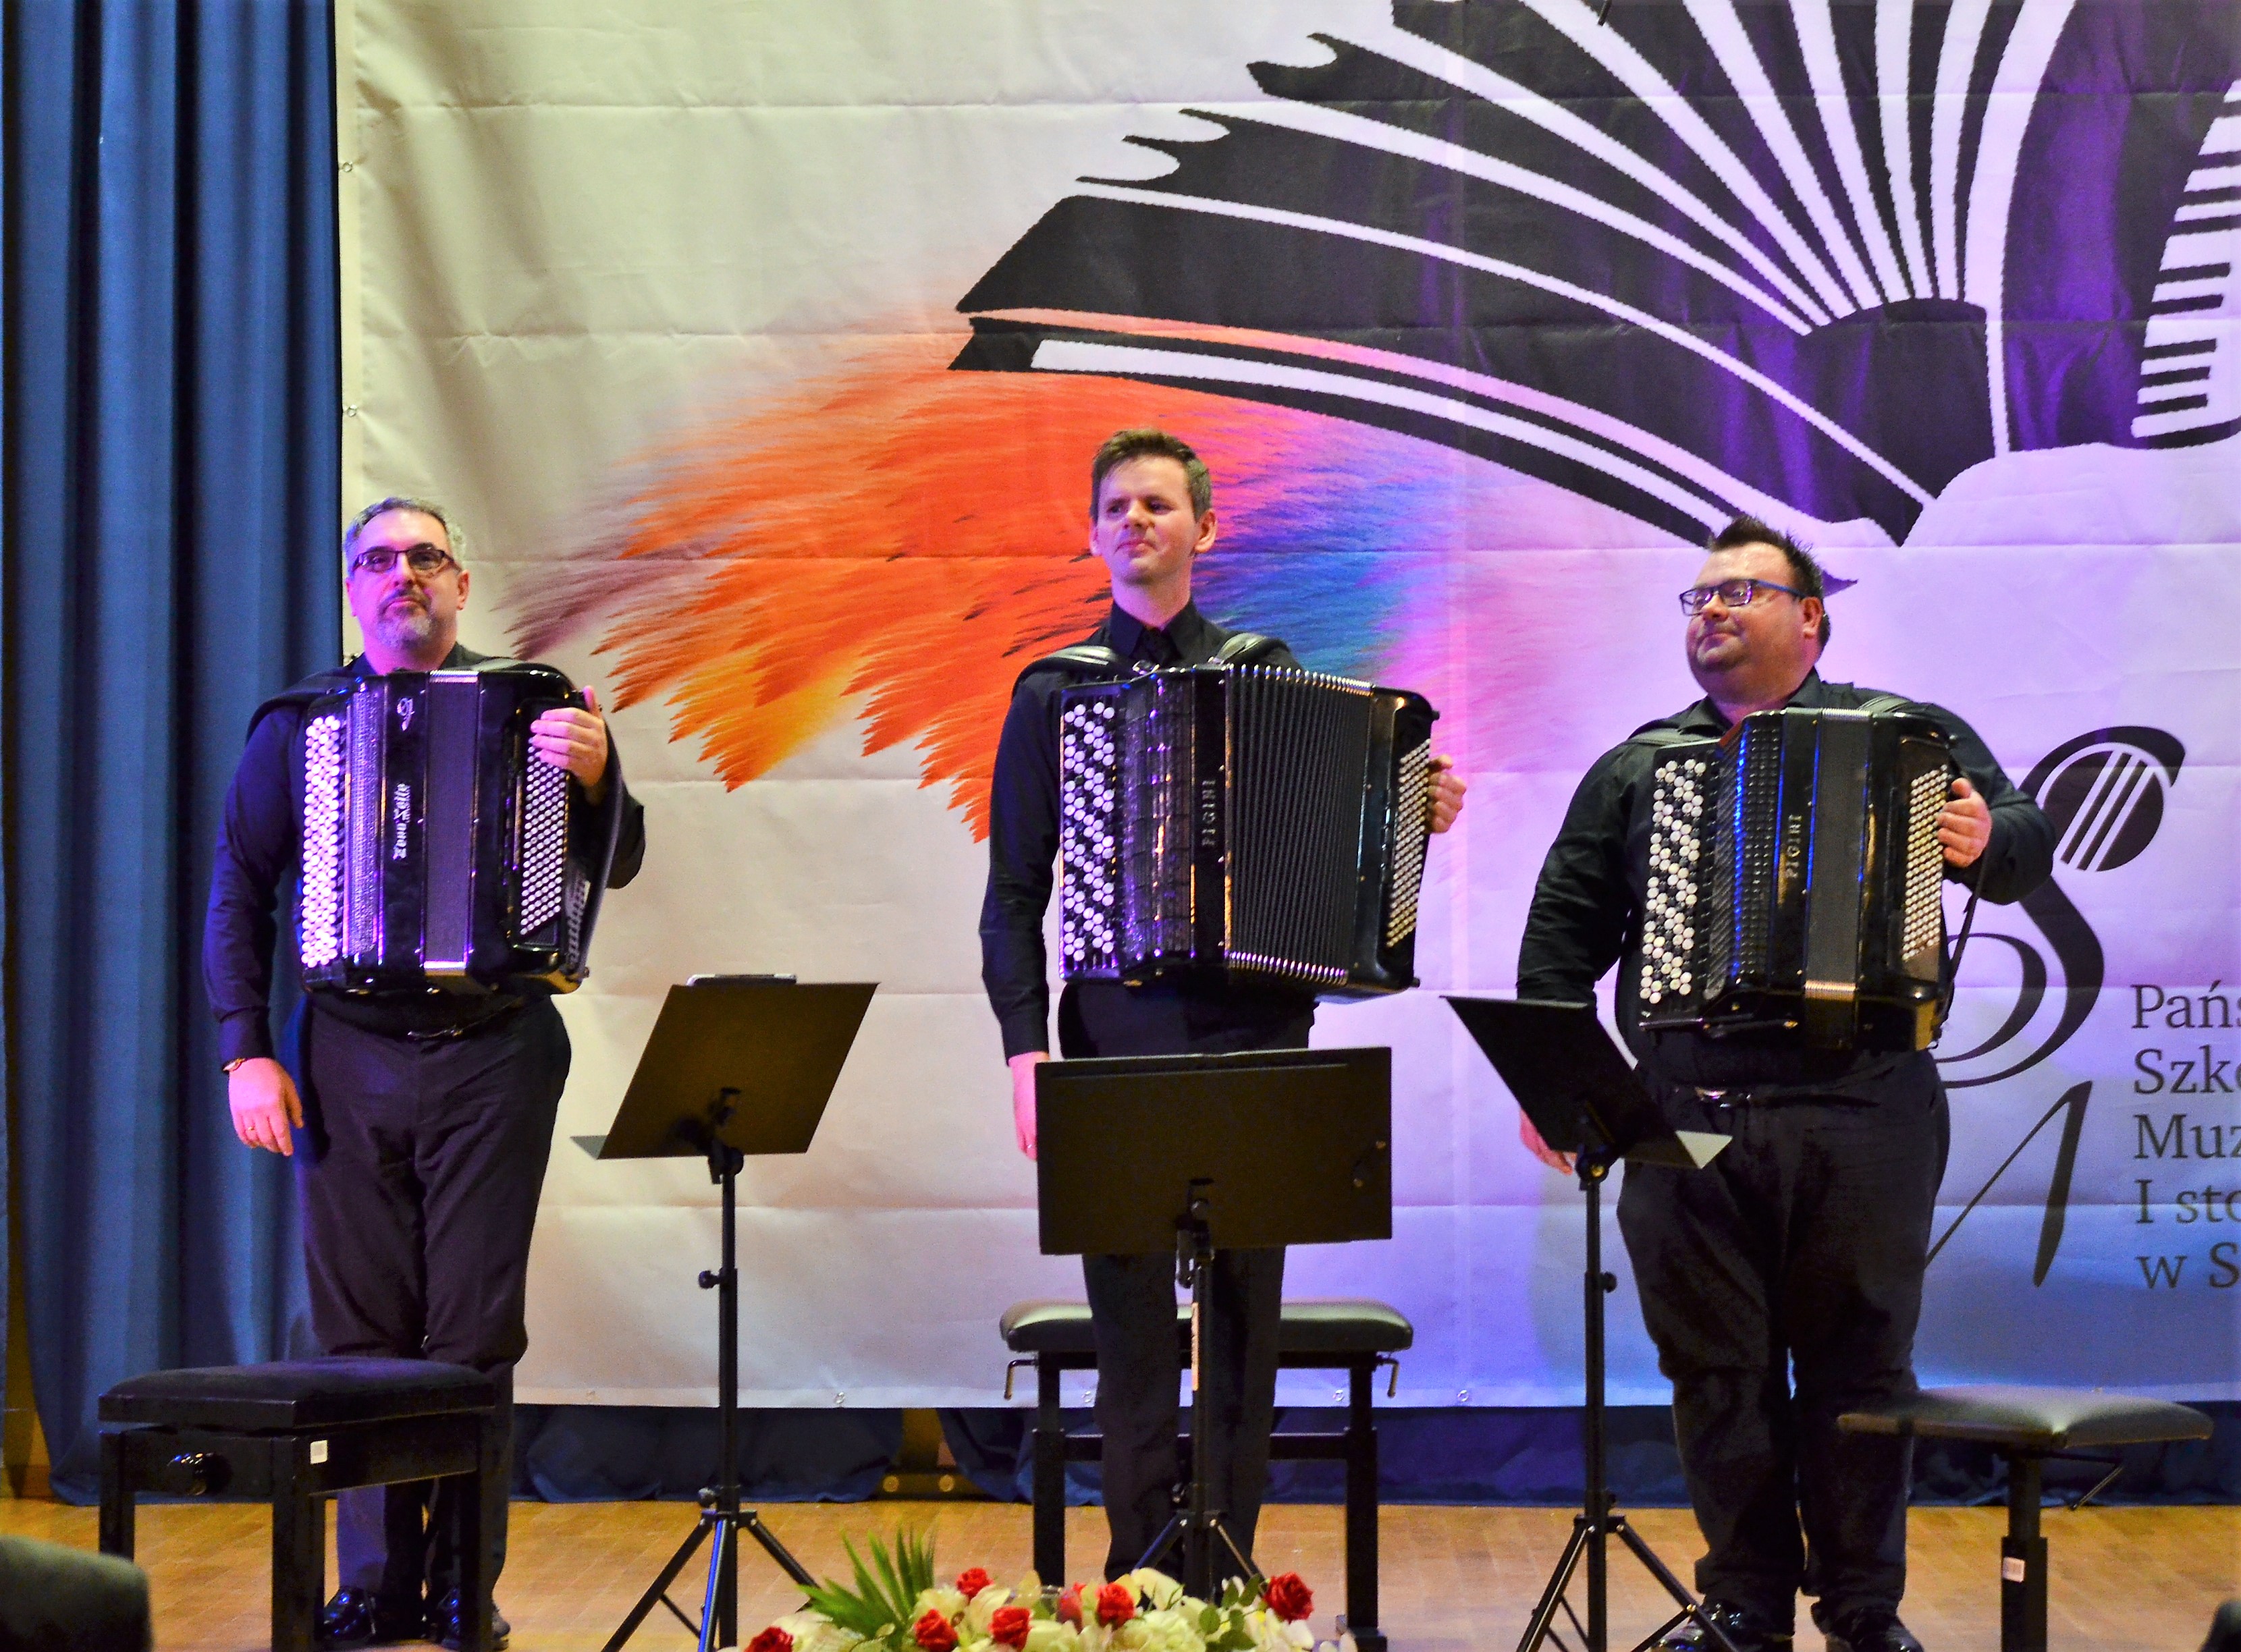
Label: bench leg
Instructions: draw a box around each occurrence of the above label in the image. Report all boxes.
[2001,1453,2048,1652]
[271,1450,323,1652]
[1033,1358,1066,1585]
[456,1441,492,1652]
[98,1432,136,1559]
[1342,1362,1384,1652]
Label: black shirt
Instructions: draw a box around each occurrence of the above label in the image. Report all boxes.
[204,644,647,1062]
[978,600,1310,1058]
[1515,670,2055,1094]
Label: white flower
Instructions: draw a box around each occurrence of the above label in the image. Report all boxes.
[963,1587,1015,1636]
[1124,1570,1185,1612]
[1023,1621,1081,1652]
[916,1587,969,1624]
[1131,1607,1207,1652]
[768,1612,865,1652]
[1242,1609,1313,1652]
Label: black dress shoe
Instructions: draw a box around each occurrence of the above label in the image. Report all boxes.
[427,1589,510,1651]
[318,1588,424,1649]
[1654,1599,1796,1652]
[1820,1609,1924,1652]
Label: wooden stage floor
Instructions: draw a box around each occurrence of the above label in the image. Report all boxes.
[3,1497,2234,1651]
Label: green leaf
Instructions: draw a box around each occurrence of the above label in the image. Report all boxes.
[801,1529,938,1641]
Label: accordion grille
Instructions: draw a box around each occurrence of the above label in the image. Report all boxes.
[1640,755,1711,1011]
[1734,727,1781,974]
[345,692,383,958]
[1058,696,1123,976]
[1228,668,1368,986]
[1385,739,1432,949]
[520,754,570,932]
[1900,761,1947,973]
[300,713,348,968]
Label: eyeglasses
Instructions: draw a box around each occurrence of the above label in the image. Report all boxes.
[350,543,456,579]
[1677,577,1808,615]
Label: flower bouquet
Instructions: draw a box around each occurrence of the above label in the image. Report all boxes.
[743,1530,1350,1652]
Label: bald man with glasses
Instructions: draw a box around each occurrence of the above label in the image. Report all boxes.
[1512,518,2053,1652]
[205,497,645,1651]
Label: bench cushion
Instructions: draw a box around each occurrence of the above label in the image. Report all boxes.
[99,1358,495,1432]
[1837,1385,2213,1452]
[1002,1298,1413,1357]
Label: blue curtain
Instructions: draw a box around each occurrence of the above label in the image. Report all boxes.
[3,0,340,1501]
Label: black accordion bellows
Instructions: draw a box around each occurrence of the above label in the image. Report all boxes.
[1058,664,1436,995]
[298,662,614,995]
[1636,705,1954,1054]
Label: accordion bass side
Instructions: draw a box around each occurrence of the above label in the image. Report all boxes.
[1057,664,1438,996]
[1636,705,1954,1053]
[298,663,610,995]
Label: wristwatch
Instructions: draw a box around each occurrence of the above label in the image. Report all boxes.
[222,1057,252,1074]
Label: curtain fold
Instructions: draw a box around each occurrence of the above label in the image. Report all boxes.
[2,0,340,1500]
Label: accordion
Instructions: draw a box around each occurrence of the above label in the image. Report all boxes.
[1635,705,1954,1053]
[298,663,612,995]
[1057,664,1438,996]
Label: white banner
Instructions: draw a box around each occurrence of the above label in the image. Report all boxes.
[341,0,2241,1407]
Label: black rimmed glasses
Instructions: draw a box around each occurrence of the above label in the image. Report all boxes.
[1677,576,1808,615]
[349,543,456,579]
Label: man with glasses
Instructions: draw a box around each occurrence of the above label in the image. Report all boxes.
[1513,517,2052,1652]
[205,497,646,1649]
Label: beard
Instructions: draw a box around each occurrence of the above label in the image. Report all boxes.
[369,597,438,653]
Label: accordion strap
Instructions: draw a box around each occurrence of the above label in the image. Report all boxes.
[1015,630,1289,690]
[1212,631,1282,666]
[1023,644,1131,682]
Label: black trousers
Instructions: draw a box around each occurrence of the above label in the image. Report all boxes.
[293,997,570,1607]
[1615,1058,1948,1629]
[1057,980,1312,1580]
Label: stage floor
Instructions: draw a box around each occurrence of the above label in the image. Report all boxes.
[3,1497,2233,1651]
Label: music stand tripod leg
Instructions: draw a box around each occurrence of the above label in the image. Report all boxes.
[599,1520,712,1652]
[1135,1215,1262,1600]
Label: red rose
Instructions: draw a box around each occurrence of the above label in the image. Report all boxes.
[1056,1585,1085,1626]
[1095,1582,1137,1627]
[954,1566,993,1599]
[913,1608,959,1652]
[989,1604,1033,1649]
[1262,1572,1314,1622]
[745,1630,793,1652]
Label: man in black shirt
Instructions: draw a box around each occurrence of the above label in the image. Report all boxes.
[981,429,1464,1580]
[1516,518,2053,1652]
[205,497,646,1649]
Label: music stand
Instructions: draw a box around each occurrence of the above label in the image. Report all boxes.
[1445,997,1738,1652]
[585,977,875,1652]
[1035,1046,1392,1600]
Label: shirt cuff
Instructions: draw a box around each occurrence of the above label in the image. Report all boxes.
[217,1010,275,1066]
[998,1011,1050,1062]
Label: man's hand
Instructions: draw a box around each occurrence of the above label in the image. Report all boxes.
[230,1057,303,1156]
[1008,1051,1049,1160]
[1429,754,1467,834]
[531,686,612,801]
[1939,776,1992,869]
[1519,1111,1575,1175]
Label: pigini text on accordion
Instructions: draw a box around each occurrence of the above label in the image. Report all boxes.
[298,661,616,995]
[1056,663,1438,996]
[1635,703,1956,1054]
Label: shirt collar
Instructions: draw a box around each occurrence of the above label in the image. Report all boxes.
[349,641,477,678]
[1688,667,1825,732]
[1103,599,1212,664]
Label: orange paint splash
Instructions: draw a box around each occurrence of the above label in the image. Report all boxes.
[515,330,1318,836]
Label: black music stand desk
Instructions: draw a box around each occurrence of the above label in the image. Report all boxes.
[1035,1045,1393,1599]
[1446,997,1734,1652]
[583,976,875,1652]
